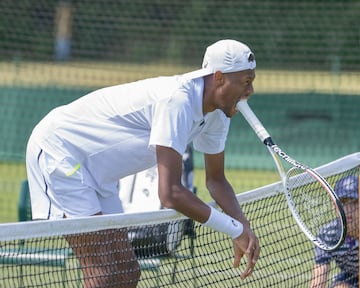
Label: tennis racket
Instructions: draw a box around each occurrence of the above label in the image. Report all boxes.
[236,99,346,251]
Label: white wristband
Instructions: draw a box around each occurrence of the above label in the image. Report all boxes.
[203,206,244,239]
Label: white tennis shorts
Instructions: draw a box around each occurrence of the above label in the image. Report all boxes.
[26,142,123,220]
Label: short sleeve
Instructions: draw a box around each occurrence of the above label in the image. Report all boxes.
[148,93,193,156]
[193,110,230,154]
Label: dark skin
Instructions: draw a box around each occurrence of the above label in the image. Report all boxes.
[156,69,260,280]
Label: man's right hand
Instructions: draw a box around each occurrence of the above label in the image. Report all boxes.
[232,225,260,280]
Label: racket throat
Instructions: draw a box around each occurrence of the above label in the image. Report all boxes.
[263,137,274,146]
[269,144,307,170]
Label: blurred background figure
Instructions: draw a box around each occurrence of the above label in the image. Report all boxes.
[310,175,359,288]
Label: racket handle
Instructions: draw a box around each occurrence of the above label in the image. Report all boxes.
[236,100,270,142]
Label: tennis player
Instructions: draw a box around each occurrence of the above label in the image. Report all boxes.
[310,175,359,288]
[26,39,260,287]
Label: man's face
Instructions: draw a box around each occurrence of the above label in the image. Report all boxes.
[215,69,256,118]
[341,197,359,238]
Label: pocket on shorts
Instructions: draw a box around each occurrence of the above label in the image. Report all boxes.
[38,151,59,176]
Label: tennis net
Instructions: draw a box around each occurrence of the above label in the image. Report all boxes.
[0,153,359,287]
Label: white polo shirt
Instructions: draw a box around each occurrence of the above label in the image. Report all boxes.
[30,75,230,197]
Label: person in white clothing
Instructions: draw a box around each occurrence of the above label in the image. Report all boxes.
[26,39,260,287]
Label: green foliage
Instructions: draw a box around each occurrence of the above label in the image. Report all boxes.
[1,1,359,70]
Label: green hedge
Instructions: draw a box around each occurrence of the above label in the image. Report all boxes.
[1,1,359,70]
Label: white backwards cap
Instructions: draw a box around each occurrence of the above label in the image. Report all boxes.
[183,39,256,79]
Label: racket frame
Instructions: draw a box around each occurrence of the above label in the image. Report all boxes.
[265,137,347,250]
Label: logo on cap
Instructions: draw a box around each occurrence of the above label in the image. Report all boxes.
[248,52,255,62]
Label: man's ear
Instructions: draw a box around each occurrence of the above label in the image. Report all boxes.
[214,71,224,85]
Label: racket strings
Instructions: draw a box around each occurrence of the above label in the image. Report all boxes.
[286,168,341,243]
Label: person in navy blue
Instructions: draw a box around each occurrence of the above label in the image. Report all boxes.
[310,175,359,288]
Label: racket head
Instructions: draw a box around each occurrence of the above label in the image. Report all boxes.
[284,166,347,251]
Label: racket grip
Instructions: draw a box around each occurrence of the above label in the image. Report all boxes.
[236,100,270,142]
